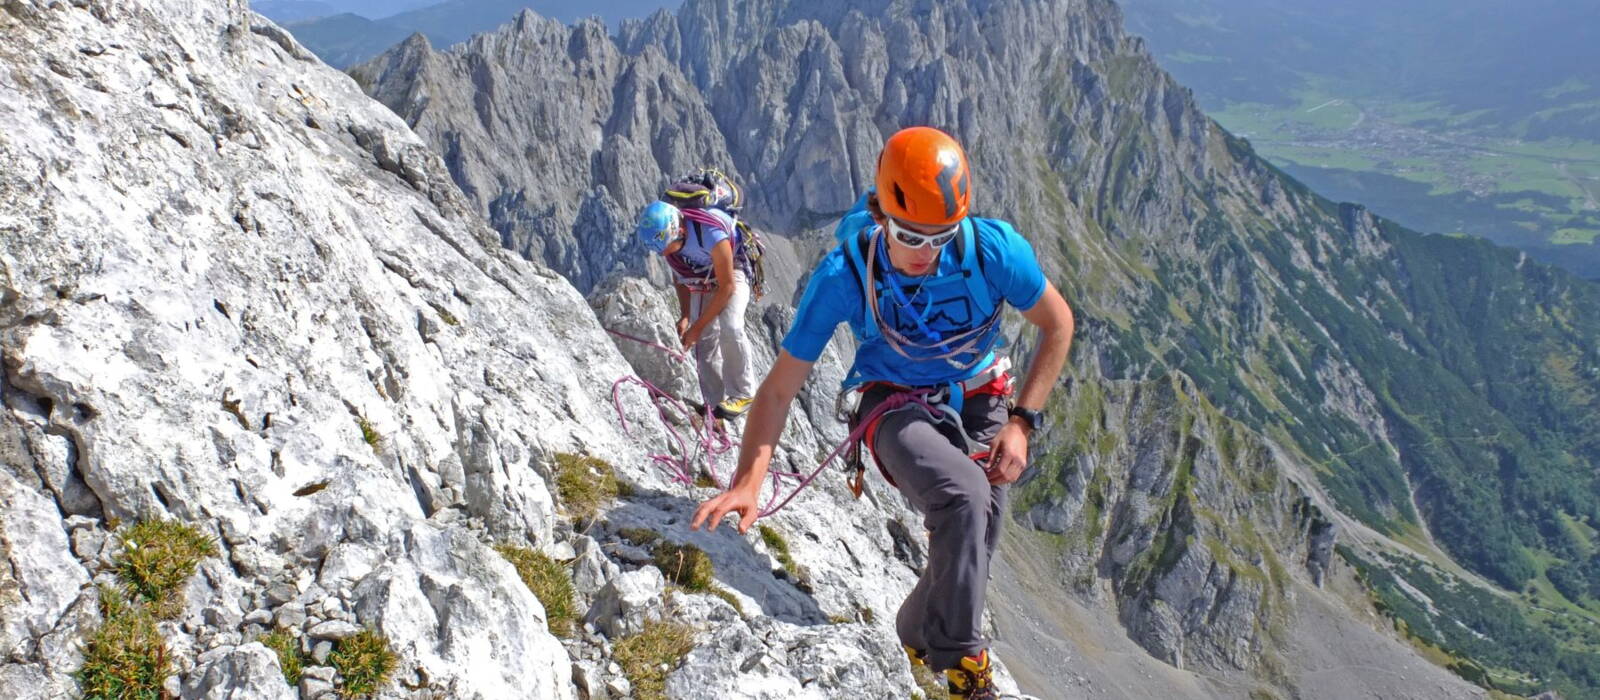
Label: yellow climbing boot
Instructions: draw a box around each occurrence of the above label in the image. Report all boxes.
[945,649,997,699]
[714,395,754,419]
[904,644,928,666]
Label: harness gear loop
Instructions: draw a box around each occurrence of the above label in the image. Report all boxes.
[836,359,1016,500]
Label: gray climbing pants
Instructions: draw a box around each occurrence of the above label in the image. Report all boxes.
[862,386,1010,672]
[687,271,756,408]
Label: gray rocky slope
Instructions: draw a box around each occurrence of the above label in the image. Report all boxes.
[342,0,1600,698]
[0,0,1021,698]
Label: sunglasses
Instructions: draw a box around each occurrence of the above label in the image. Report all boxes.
[885,217,959,249]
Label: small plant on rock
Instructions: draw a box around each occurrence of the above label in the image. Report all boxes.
[260,628,308,686]
[757,525,797,577]
[330,628,396,698]
[356,415,382,454]
[115,519,217,619]
[911,661,947,700]
[617,527,662,546]
[614,620,695,700]
[553,453,622,521]
[653,541,715,592]
[76,586,170,700]
[494,544,577,637]
[758,524,812,591]
[708,587,745,617]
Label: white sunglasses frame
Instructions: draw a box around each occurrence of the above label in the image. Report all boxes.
[884,217,959,249]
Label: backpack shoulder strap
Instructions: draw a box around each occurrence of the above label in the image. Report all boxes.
[958,218,993,313]
[842,227,881,342]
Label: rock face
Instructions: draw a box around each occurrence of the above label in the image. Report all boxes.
[0,2,1024,698]
[350,14,739,294]
[352,0,1600,697]
[0,0,639,696]
[1015,374,1335,672]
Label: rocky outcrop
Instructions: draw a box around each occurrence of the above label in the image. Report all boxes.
[1015,374,1336,673]
[0,0,641,694]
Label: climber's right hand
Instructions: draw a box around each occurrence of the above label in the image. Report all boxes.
[691,486,759,534]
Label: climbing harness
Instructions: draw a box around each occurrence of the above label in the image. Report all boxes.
[837,358,1015,499]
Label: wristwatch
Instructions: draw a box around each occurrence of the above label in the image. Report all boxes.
[1008,406,1044,433]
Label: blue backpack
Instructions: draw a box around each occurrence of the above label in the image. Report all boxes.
[832,192,998,353]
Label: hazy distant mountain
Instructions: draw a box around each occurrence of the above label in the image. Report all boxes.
[1118,0,1600,279]
[281,0,680,67]
[1118,0,1600,140]
[254,0,442,22]
[253,0,335,22]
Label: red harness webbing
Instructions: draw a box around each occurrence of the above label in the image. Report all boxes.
[852,372,1014,494]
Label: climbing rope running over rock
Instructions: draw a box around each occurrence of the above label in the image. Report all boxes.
[606,327,849,517]
[605,328,733,487]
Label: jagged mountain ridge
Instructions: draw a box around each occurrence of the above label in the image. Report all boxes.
[352,0,1600,695]
[284,0,682,68]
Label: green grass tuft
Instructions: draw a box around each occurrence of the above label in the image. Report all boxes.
[614,621,695,700]
[910,660,947,699]
[494,544,577,637]
[260,628,307,686]
[116,519,217,619]
[553,453,622,521]
[653,541,715,592]
[752,521,796,578]
[330,629,396,698]
[76,586,170,700]
[356,416,382,454]
[617,528,662,546]
[708,587,745,617]
[428,302,460,326]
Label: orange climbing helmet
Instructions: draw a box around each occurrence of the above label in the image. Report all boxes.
[874,126,972,226]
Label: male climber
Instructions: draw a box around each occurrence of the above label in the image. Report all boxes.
[692,126,1074,699]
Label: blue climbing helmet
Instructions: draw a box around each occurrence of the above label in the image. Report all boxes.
[635,201,682,254]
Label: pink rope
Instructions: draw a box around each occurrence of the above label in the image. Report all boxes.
[605,326,934,519]
[755,388,935,517]
[605,328,690,364]
[611,374,735,487]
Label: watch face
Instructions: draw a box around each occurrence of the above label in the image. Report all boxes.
[1011,407,1042,431]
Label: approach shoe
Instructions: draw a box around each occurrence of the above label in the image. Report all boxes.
[945,649,997,699]
[713,396,754,419]
[904,645,928,667]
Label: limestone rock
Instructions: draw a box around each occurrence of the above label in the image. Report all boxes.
[181,643,298,700]
[586,567,667,638]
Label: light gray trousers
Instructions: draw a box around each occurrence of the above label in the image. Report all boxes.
[863,387,1009,672]
[687,271,756,407]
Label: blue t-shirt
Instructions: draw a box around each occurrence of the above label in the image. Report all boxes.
[782,216,1047,387]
